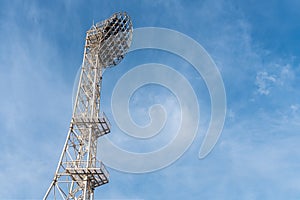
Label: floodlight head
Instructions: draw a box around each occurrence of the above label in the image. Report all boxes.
[86,12,133,68]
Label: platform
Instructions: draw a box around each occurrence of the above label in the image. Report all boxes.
[65,161,109,188]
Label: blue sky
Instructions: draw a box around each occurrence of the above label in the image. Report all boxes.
[1,0,300,199]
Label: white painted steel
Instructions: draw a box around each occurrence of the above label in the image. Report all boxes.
[43,12,133,200]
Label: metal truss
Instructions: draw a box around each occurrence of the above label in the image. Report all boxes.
[43,12,133,200]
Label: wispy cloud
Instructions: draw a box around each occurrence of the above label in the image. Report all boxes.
[255,63,296,96]
[0,1,74,198]
[255,71,276,95]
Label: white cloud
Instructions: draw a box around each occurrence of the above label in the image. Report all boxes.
[290,104,299,113]
[0,1,73,198]
[227,109,235,121]
[255,63,296,96]
[255,71,276,95]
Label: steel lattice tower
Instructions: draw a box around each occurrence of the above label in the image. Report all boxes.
[43,12,133,200]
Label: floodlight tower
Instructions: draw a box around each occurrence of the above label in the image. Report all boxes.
[43,12,133,200]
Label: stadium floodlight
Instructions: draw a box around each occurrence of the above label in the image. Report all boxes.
[43,12,133,200]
